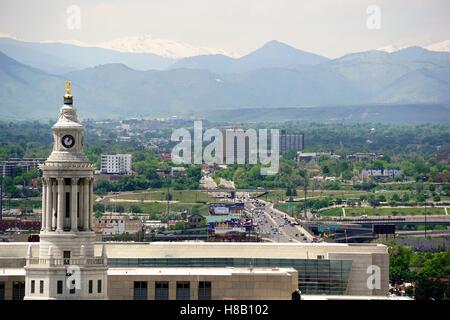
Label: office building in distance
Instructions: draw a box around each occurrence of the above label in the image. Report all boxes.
[280,130,304,154]
[0,158,46,177]
[100,154,132,175]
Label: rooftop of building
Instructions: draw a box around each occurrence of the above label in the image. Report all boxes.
[301,295,412,300]
[108,266,296,276]
[206,215,240,223]
[0,268,26,276]
[0,241,388,260]
[0,266,296,277]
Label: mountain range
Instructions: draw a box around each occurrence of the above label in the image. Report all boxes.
[0,36,449,121]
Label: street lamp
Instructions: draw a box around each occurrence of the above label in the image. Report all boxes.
[421,177,428,239]
[164,169,172,217]
[0,175,3,221]
[299,171,309,220]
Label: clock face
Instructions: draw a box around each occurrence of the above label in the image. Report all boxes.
[61,134,75,149]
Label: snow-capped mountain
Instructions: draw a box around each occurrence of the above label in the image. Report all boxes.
[96,35,239,59]
[0,32,16,39]
[377,39,450,54]
[40,39,92,47]
[426,39,450,52]
[376,45,404,53]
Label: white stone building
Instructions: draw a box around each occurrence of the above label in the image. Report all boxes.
[24,81,108,300]
[100,154,132,175]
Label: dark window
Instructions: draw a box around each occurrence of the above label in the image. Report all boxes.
[57,280,63,294]
[0,282,4,300]
[30,280,35,294]
[40,280,44,294]
[198,281,211,300]
[88,280,93,294]
[176,281,190,300]
[12,282,25,300]
[70,280,76,294]
[97,280,102,293]
[155,282,169,300]
[63,251,71,265]
[133,281,148,300]
[65,192,70,218]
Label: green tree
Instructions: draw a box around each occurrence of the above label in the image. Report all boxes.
[389,243,413,284]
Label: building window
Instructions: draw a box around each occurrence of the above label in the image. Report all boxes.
[97,280,102,293]
[198,281,211,300]
[88,280,93,294]
[12,281,25,300]
[133,281,148,300]
[40,280,44,294]
[155,282,169,300]
[57,280,63,294]
[30,280,35,294]
[0,282,4,300]
[176,281,190,300]
[65,192,70,218]
[70,280,76,294]
[63,251,71,265]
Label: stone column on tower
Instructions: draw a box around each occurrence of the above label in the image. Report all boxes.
[83,178,90,231]
[45,178,52,231]
[71,178,79,232]
[52,180,57,230]
[41,179,47,231]
[78,179,84,228]
[89,178,94,231]
[56,178,64,232]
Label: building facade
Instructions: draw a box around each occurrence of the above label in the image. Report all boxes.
[280,130,304,154]
[96,214,143,236]
[0,158,46,177]
[100,154,132,175]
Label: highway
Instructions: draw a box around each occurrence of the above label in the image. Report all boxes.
[247,199,312,243]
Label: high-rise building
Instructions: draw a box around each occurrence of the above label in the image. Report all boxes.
[280,130,304,154]
[221,128,253,164]
[0,158,46,177]
[100,154,132,175]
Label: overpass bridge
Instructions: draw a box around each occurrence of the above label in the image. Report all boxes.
[322,216,450,226]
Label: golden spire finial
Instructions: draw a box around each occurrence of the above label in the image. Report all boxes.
[64,80,72,98]
[63,80,73,105]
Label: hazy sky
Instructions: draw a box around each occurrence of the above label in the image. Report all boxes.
[0,0,449,57]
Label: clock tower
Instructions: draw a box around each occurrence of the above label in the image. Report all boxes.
[24,81,108,300]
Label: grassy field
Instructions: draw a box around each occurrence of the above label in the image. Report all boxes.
[109,201,210,215]
[4,199,42,210]
[255,189,371,202]
[105,189,216,203]
[319,208,344,217]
